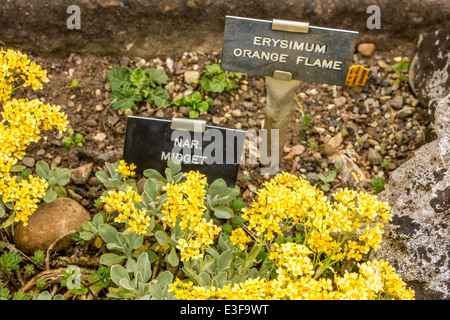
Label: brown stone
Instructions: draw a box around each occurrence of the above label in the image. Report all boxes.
[357,43,375,56]
[13,197,91,254]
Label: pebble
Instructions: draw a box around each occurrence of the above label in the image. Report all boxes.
[368,148,382,165]
[357,43,375,56]
[333,96,347,108]
[212,116,221,125]
[22,157,35,168]
[184,70,200,84]
[155,109,165,118]
[388,96,403,110]
[70,163,94,185]
[92,132,107,142]
[86,119,97,127]
[52,156,62,166]
[36,149,46,157]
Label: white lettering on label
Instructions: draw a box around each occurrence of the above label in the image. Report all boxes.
[296,56,342,70]
[233,47,288,63]
[253,36,327,54]
[161,151,207,165]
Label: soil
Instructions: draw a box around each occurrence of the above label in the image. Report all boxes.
[1,41,436,298]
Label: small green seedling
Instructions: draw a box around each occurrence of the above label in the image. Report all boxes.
[64,128,85,149]
[371,177,385,193]
[301,114,313,131]
[317,171,337,192]
[386,57,409,85]
[198,64,244,93]
[173,91,212,119]
[69,79,79,88]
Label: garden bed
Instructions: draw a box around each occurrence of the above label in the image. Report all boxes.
[0,41,433,300]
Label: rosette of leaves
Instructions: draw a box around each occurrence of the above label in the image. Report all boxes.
[199,64,244,93]
[107,65,171,112]
[205,178,240,220]
[0,250,21,275]
[98,224,157,269]
[95,161,137,195]
[61,265,110,297]
[172,91,212,119]
[108,252,175,300]
[74,212,108,245]
[182,234,274,289]
[35,161,71,202]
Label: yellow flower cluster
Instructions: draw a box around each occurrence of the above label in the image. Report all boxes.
[169,172,414,300]
[170,258,414,300]
[101,186,150,235]
[229,228,251,251]
[0,176,48,225]
[116,160,136,177]
[269,243,314,278]
[161,171,220,261]
[0,49,49,103]
[0,49,68,226]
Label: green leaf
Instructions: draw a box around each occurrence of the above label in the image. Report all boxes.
[188,110,199,119]
[108,66,131,91]
[166,247,179,267]
[210,78,227,92]
[212,205,233,219]
[147,86,171,108]
[110,85,143,112]
[155,230,173,246]
[167,158,181,175]
[69,79,79,88]
[53,186,67,197]
[143,169,166,182]
[199,272,210,287]
[100,253,125,266]
[192,91,202,103]
[148,282,162,299]
[173,98,181,107]
[136,253,152,283]
[208,179,227,197]
[218,251,232,272]
[9,165,26,172]
[99,224,119,245]
[200,77,211,92]
[196,101,209,113]
[43,188,57,203]
[130,68,146,88]
[146,68,169,86]
[36,161,50,179]
[0,200,5,218]
[110,265,131,287]
[156,270,173,287]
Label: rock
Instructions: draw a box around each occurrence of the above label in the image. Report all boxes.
[92,132,107,143]
[22,157,35,168]
[178,107,191,117]
[333,96,347,108]
[212,116,221,125]
[155,109,165,118]
[397,106,415,119]
[305,172,320,186]
[96,151,120,163]
[184,71,200,84]
[357,43,375,56]
[387,96,404,110]
[107,115,119,126]
[70,163,93,185]
[368,148,382,165]
[85,119,97,127]
[319,143,337,157]
[372,95,450,300]
[328,132,343,149]
[13,197,91,254]
[137,177,147,195]
[409,22,450,115]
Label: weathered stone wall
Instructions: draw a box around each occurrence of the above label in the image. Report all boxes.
[1,0,449,58]
[372,23,450,300]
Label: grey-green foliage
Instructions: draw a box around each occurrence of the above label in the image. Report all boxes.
[32,291,64,300]
[205,178,240,219]
[182,234,274,289]
[77,212,105,242]
[317,170,337,192]
[0,250,21,275]
[95,161,137,194]
[98,224,156,268]
[107,252,175,300]
[35,160,71,202]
